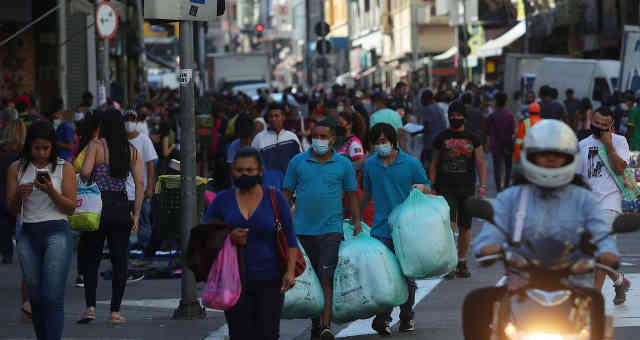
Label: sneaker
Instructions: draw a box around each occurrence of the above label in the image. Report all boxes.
[320,328,335,340]
[75,276,85,288]
[399,319,416,332]
[372,318,392,336]
[127,271,145,283]
[456,261,471,278]
[613,277,630,305]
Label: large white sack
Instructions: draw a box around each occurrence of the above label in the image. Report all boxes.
[332,234,408,323]
[389,189,456,278]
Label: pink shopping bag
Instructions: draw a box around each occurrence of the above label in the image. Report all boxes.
[202,235,242,310]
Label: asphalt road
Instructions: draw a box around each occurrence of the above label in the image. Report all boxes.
[3,155,640,339]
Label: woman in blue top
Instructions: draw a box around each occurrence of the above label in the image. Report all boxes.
[203,147,298,340]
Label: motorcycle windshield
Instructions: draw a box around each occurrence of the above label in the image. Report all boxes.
[515,234,582,268]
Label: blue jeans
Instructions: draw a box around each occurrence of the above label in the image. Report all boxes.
[17,220,73,340]
[131,198,152,248]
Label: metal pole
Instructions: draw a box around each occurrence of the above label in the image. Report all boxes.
[304,0,312,89]
[410,0,418,87]
[172,20,205,320]
[136,0,148,99]
[58,0,68,109]
[103,38,110,98]
[198,22,208,92]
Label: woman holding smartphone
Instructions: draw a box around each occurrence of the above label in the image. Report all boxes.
[6,120,78,340]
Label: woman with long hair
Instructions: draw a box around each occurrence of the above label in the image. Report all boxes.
[6,120,78,340]
[79,110,144,324]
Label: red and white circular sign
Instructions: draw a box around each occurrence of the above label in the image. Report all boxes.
[96,1,119,39]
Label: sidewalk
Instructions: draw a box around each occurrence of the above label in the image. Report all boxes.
[0,260,226,340]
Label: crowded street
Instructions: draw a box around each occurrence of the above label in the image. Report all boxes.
[4,0,640,340]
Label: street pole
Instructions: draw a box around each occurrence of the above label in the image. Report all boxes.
[103,38,110,99]
[172,20,205,320]
[198,22,208,92]
[136,0,148,99]
[410,0,419,88]
[58,0,68,109]
[304,0,312,89]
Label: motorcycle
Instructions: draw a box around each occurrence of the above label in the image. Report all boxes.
[465,198,640,340]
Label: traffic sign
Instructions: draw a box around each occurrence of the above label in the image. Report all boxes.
[144,0,219,21]
[96,1,118,39]
[315,22,330,37]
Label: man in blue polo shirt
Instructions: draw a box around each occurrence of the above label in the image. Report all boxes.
[361,122,431,336]
[284,120,361,340]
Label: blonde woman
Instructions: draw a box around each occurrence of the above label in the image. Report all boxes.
[1,119,27,261]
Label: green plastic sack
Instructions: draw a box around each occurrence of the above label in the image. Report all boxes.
[281,243,325,319]
[342,219,371,241]
[332,234,408,323]
[389,189,456,278]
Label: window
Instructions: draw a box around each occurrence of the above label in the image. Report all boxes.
[365,0,370,12]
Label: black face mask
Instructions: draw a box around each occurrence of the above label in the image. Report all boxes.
[591,124,607,138]
[449,118,465,129]
[233,175,262,190]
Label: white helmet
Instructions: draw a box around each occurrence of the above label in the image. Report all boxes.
[521,119,579,188]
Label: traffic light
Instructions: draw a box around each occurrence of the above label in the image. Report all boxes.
[255,24,264,38]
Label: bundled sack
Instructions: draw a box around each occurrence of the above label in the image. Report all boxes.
[332,234,408,323]
[202,235,242,310]
[342,219,371,241]
[389,189,456,278]
[281,243,325,319]
[69,176,102,231]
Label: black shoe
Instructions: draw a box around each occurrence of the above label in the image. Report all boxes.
[399,319,416,332]
[372,318,392,336]
[614,277,630,305]
[127,271,145,283]
[75,276,85,288]
[456,261,471,278]
[320,328,335,340]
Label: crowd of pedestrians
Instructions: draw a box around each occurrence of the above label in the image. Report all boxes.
[2,80,640,339]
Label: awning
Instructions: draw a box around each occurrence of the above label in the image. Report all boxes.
[477,20,526,58]
[433,46,457,61]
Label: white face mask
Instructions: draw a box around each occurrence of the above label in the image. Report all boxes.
[125,122,137,133]
[53,119,62,129]
[74,112,85,122]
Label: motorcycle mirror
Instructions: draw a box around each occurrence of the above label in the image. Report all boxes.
[465,198,496,224]
[612,214,640,234]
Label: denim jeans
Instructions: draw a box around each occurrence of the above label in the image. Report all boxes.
[17,220,73,340]
[372,235,417,322]
[131,198,152,248]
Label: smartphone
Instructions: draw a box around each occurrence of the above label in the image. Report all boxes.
[36,169,51,184]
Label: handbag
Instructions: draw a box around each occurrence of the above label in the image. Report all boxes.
[69,175,102,231]
[268,187,306,277]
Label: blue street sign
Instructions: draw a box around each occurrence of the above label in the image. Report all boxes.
[191,0,205,4]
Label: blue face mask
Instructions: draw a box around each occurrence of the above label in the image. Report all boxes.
[375,143,393,157]
[312,139,330,155]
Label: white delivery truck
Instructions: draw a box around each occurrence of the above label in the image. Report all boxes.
[206,52,272,97]
[533,57,620,108]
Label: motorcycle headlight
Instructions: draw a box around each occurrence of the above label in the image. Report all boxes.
[525,334,567,340]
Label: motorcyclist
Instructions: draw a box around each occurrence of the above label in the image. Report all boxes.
[463,119,620,340]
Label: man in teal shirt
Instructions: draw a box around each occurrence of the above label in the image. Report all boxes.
[626,99,640,150]
[361,122,431,336]
[283,120,361,340]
